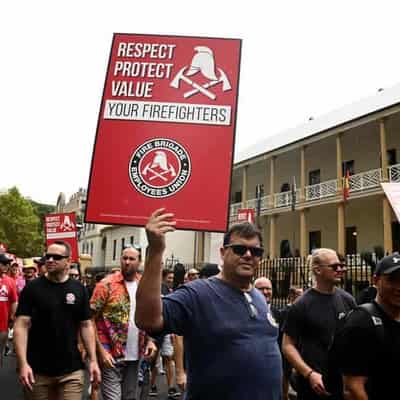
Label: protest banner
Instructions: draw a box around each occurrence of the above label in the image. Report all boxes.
[85,33,241,232]
[44,213,79,262]
[382,182,400,222]
[236,208,255,224]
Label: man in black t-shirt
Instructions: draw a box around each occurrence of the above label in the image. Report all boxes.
[282,248,356,400]
[337,254,400,400]
[356,284,377,305]
[14,241,101,399]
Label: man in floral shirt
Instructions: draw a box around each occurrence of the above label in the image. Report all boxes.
[91,245,156,400]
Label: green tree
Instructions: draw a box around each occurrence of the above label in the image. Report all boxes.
[29,199,55,233]
[0,187,44,256]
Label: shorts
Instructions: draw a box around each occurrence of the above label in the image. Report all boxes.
[160,334,174,358]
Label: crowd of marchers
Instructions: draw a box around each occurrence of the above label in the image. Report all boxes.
[0,208,399,400]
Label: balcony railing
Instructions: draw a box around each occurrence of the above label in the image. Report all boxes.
[305,179,338,201]
[230,202,242,216]
[349,168,382,192]
[230,166,391,218]
[246,195,273,211]
[389,163,400,182]
[246,198,257,209]
[274,189,301,208]
[261,195,273,210]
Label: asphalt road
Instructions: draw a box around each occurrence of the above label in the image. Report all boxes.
[0,354,179,400]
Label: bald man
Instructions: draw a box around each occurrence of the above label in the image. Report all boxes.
[282,248,356,400]
[254,277,273,304]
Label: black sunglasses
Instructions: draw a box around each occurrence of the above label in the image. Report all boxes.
[244,292,258,319]
[224,244,264,258]
[45,253,68,261]
[319,263,346,271]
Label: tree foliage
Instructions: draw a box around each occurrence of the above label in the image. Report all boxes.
[0,187,44,257]
[29,199,55,233]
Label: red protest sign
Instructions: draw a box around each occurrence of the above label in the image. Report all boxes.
[44,213,79,262]
[85,33,241,232]
[237,209,255,224]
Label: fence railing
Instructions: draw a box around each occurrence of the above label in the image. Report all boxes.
[389,163,400,182]
[305,179,338,201]
[274,189,301,208]
[230,202,242,216]
[256,254,378,309]
[229,166,389,219]
[246,195,273,211]
[349,168,382,192]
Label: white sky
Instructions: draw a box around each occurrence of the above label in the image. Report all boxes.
[2,0,400,205]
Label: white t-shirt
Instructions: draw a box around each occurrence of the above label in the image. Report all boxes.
[124,280,139,361]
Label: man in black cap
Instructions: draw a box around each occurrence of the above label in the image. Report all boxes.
[336,253,400,400]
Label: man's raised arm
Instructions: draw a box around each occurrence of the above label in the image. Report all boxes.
[135,208,176,333]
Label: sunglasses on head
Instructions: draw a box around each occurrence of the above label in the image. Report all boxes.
[224,244,264,258]
[45,253,68,261]
[244,292,258,319]
[319,262,346,271]
[123,244,141,251]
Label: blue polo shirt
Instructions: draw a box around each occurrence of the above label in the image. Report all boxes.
[162,277,282,400]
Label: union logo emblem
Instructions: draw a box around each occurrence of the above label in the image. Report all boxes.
[129,138,191,198]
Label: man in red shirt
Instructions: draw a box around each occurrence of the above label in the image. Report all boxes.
[0,253,17,367]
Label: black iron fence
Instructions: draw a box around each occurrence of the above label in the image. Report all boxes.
[256,254,378,309]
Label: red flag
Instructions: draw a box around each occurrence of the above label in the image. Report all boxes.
[343,170,350,201]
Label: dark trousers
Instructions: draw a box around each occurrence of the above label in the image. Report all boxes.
[296,376,343,400]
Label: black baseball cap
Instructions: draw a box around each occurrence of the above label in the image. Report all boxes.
[0,253,12,265]
[375,253,400,275]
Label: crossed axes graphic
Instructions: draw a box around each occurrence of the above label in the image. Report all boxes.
[170,67,231,100]
[142,163,176,182]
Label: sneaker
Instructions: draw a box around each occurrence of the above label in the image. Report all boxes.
[4,345,10,357]
[168,387,180,398]
[149,385,158,397]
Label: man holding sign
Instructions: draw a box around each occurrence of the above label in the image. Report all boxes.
[135,209,282,400]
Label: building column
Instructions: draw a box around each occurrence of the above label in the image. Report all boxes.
[380,118,388,181]
[196,231,205,264]
[261,215,268,249]
[300,209,307,257]
[242,165,248,207]
[337,203,345,255]
[383,197,393,254]
[300,146,306,202]
[269,214,276,259]
[269,157,275,208]
[336,133,343,192]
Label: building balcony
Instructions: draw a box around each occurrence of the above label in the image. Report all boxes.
[349,168,382,192]
[389,163,400,182]
[229,163,400,219]
[305,179,338,201]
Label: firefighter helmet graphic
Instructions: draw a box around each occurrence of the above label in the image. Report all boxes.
[170,46,231,100]
[129,139,191,198]
[60,215,75,232]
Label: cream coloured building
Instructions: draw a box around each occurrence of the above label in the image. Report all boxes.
[100,225,196,268]
[225,84,400,259]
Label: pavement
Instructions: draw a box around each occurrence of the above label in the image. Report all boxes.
[0,353,181,400]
